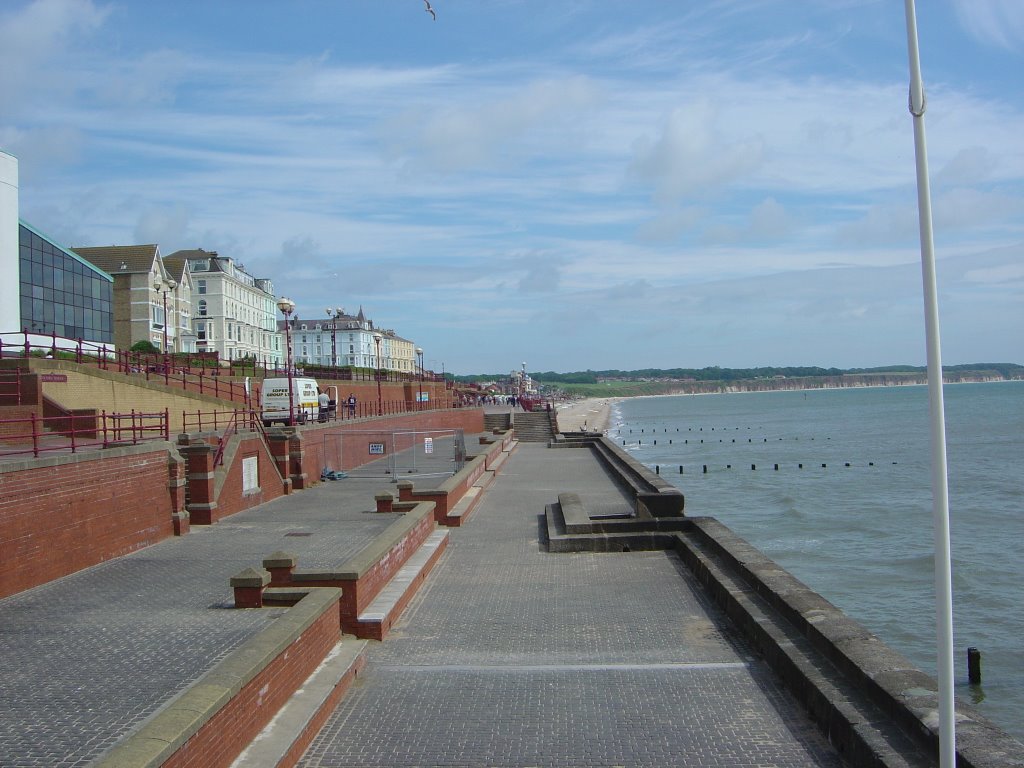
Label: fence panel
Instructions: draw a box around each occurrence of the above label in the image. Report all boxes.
[322,428,466,480]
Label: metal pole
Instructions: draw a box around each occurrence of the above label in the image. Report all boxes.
[416,347,424,411]
[162,289,168,353]
[374,335,383,416]
[903,2,955,765]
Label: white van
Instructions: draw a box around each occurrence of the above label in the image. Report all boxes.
[261,377,320,426]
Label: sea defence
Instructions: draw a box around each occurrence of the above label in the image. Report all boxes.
[540,433,1023,768]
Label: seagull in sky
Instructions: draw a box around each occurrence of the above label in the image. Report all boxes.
[424,0,436,20]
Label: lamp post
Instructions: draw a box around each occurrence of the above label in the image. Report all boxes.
[326,307,344,370]
[153,277,176,353]
[415,347,424,410]
[373,332,383,416]
[277,297,296,425]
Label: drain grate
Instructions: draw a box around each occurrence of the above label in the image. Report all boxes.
[284,531,312,537]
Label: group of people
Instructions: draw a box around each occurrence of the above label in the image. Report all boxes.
[318,390,359,422]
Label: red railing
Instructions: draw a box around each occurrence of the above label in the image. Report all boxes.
[209,409,267,467]
[0,409,169,458]
[0,368,27,406]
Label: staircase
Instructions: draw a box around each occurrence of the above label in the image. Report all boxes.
[483,412,511,432]
[512,410,556,443]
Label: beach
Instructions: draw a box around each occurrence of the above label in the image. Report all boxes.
[555,398,618,433]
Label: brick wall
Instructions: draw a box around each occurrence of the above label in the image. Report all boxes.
[160,607,339,768]
[0,445,181,599]
[211,433,287,522]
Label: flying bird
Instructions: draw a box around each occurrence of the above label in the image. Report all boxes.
[424,0,436,20]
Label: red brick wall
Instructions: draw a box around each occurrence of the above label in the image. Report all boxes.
[0,448,177,599]
[209,433,286,523]
[161,606,340,768]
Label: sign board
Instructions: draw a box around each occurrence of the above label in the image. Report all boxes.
[369,442,385,455]
[417,392,430,402]
[40,374,68,383]
[424,437,434,455]
[242,456,259,493]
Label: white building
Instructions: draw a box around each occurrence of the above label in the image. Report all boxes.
[285,308,417,373]
[169,249,282,365]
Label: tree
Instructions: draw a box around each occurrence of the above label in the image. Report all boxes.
[130,340,160,354]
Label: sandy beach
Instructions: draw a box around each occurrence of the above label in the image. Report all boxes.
[554,398,619,434]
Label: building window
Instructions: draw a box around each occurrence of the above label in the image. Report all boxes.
[20,224,113,344]
[197,279,206,294]
[196,322,206,341]
[198,299,207,316]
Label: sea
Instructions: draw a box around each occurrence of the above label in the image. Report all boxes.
[610,380,1024,742]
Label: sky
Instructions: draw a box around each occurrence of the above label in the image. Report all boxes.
[2,0,1023,375]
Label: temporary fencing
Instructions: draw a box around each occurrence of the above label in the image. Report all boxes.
[321,428,467,480]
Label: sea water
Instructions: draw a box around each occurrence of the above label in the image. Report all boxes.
[611,381,1024,741]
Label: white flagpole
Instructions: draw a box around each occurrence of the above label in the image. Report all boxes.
[902,1,956,766]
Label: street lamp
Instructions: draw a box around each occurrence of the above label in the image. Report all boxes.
[326,307,344,369]
[153,277,176,353]
[277,297,296,425]
[415,347,424,410]
[373,331,383,416]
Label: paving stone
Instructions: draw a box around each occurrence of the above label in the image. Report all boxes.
[297,443,843,767]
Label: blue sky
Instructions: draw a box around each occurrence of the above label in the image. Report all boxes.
[3,0,1022,374]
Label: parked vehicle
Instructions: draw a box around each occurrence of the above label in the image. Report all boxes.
[261,377,319,426]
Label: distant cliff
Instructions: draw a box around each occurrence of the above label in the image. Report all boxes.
[535,367,1022,398]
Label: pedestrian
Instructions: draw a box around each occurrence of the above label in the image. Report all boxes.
[318,388,329,422]
[347,393,357,417]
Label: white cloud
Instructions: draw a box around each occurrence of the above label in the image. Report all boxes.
[952,0,1024,50]
[629,99,764,204]
[379,75,602,173]
[0,0,108,108]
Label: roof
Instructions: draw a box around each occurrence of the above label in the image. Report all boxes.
[161,255,192,286]
[19,220,114,281]
[72,244,160,275]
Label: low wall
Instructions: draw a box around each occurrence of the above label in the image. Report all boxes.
[179,431,288,525]
[0,443,184,599]
[94,588,349,768]
[584,437,685,517]
[674,519,1023,768]
[252,501,438,637]
[396,431,512,524]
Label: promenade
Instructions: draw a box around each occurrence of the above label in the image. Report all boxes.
[0,425,846,767]
[0,467,451,767]
[297,441,843,767]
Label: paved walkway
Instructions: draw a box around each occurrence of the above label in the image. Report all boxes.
[297,442,844,767]
[0,459,458,768]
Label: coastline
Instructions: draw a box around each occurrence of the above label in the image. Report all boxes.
[555,398,619,433]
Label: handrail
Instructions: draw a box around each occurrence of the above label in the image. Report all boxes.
[0,409,169,458]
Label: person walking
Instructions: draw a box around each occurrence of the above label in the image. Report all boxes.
[318,389,330,422]
[346,393,357,418]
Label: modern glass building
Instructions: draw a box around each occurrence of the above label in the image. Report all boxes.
[18,221,114,344]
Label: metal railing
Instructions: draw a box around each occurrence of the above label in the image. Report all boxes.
[0,409,169,458]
